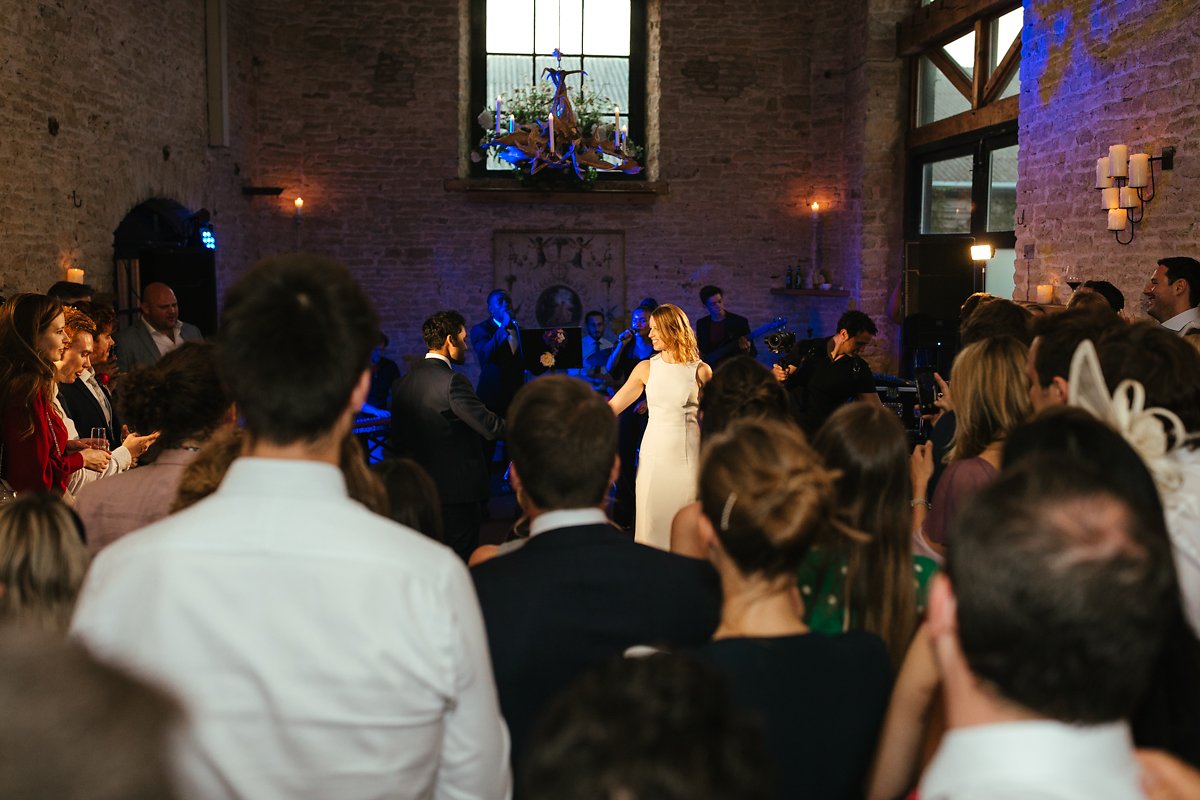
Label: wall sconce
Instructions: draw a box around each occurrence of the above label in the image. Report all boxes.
[1095,145,1175,244]
[65,267,85,284]
[970,243,993,292]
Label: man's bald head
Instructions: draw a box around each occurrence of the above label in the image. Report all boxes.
[141,283,179,332]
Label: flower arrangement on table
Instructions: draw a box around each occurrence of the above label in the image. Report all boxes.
[473,51,642,185]
[538,327,568,369]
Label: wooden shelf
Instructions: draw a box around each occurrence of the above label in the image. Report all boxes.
[770,288,851,298]
[444,178,668,205]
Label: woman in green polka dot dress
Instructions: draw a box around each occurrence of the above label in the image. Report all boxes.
[798,403,938,669]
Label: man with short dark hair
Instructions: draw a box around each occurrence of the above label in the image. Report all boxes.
[114,282,204,370]
[73,256,511,800]
[1080,279,1126,313]
[391,309,506,561]
[695,284,755,366]
[1025,309,1118,413]
[1144,256,1200,335]
[472,376,720,771]
[774,309,881,434]
[921,456,1174,798]
[572,309,612,389]
[46,280,95,306]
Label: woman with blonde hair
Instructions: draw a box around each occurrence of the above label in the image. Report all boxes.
[610,303,712,548]
[916,335,1031,548]
[692,417,891,799]
[0,492,90,633]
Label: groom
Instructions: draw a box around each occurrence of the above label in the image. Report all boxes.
[471,376,720,771]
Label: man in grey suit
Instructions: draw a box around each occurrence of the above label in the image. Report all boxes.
[114,282,204,371]
[390,310,506,561]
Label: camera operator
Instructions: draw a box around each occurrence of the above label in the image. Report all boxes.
[773,310,881,435]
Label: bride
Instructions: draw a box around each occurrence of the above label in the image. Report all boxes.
[609,304,712,549]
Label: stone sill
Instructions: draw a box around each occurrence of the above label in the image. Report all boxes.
[770,288,851,298]
[444,178,669,205]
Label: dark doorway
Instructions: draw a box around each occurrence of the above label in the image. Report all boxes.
[112,198,219,337]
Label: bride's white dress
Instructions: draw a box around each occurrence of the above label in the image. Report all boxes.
[634,355,702,549]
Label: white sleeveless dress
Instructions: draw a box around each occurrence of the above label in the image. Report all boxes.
[634,355,702,549]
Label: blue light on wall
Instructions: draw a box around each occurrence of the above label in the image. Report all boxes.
[200,228,217,250]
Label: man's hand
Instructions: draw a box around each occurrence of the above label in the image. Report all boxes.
[737,336,751,351]
[81,448,112,472]
[772,363,796,383]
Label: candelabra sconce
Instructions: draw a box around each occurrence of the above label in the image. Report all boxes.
[1096,145,1175,245]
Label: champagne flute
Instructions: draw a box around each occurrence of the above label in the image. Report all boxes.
[90,427,110,451]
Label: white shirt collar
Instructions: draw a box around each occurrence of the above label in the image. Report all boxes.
[530,508,609,538]
[214,457,349,501]
[922,720,1140,799]
[424,353,451,366]
[1160,306,1200,333]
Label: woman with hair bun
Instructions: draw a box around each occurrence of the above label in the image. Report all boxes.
[75,342,234,553]
[692,417,892,800]
[609,303,712,549]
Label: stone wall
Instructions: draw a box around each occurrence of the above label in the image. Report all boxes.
[1017,0,1200,314]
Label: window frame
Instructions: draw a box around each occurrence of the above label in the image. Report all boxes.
[468,0,648,181]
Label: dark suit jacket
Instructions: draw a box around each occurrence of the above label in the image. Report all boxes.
[58,378,123,450]
[471,523,721,767]
[114,320,204,372]
[470,318,525,417]
[696,311,756,365]
[388,357,505,505]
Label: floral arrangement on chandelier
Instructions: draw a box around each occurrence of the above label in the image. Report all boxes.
[474,51,642,184]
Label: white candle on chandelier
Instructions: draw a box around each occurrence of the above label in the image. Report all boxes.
[1108,144,1128,178]
[1095,157,1113,189]
[620,125,627,150]
[1128,153,1150,188]
[1107,208,1126,231]
[1119,186,1138,209]
[1101,187,1120,210]
[508,114,515,134]
[495,96,502,135]
[548,110,555,153]
[614,105,621,131]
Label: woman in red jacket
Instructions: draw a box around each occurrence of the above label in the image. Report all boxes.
[0,294,106,495]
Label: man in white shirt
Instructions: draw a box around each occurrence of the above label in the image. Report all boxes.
[114,282,204,371]
[571,309,613,390]
[919,456,1174,800]
[1143,257,1200,335]
[72,255,511,800]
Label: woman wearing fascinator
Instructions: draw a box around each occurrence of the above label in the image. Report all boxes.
[1068,323,1200,633]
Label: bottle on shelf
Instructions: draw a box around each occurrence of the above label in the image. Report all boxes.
[785,265,794,289]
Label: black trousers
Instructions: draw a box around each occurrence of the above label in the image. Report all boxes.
[442,501,484,562]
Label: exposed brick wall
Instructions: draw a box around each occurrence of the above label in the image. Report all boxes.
[2,0,908,376]
[0,0,258,304]
[1017,0,1200,315]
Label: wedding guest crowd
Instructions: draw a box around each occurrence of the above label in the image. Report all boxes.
[3,252,1200,799]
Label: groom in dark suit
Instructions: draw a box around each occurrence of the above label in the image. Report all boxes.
[389,310,506,561]
[471,376,720,771]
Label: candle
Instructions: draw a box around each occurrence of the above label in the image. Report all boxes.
[1095,157,1113,189]
[507,114,515,134]
[1109,144,1128,178]
[495,95,502,135]
[614,125,620,149]
[1108,208,1127,231]
[1036,284,1055,304]
[614,105,620,131]
[1119,186,1138,209]
[1101,187,1120,210]
[811,201,820,216]
[66,267,85,284]
[620,125,627,150]
[1128,153,1150,188]
[548,111,555,153]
